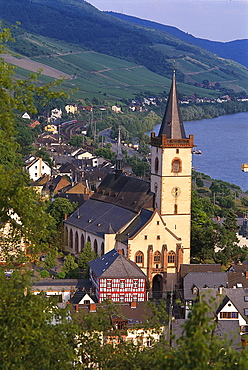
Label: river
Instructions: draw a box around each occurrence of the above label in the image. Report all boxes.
[150,112,248,191]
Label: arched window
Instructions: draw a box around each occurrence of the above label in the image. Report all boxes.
[154,251,161,263]
[168,251,176,264]
[87,236,91,245]
[65,227,69,247]
[69,229,73,249]
[81,234,85,251]
[171,158,181,173]
[94,239,98,255]
[155,157,159,173]
[75,231,79,254]
[135,251,144,267]
[101,242,104,256]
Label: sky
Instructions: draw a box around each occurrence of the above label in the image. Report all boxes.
[88,0,248,42]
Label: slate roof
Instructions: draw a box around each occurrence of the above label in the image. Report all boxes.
[64,199,137,238]
[91,173,154,213]
[199,287,248,325]
[32,279,91,291]
[171,318,240,349]
[180,264,222,279]
[70,291,97,304]
[158,71,186,139]
[183,272,228,301]
[116,208,154,245]
[228,271,248,289]
[89,249,147,279]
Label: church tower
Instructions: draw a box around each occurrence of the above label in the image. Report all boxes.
[150,71,194,264]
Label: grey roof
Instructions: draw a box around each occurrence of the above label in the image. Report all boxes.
[32,279,91,291]
[116,208,154,245]
[171,318,240,349]
[180,264,222,279]
[183,272,228,301]
[228,271,248,289]
[199,287,248,325]
[91,173,154,213]
[158,71,186,139]
[89,249,147,279]
[70,291,97,304]
[64,198,137,238]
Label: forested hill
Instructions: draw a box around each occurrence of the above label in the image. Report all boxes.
[0,0,247,94]
[105,12,248,69]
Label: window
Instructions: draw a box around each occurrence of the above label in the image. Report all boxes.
[120,295,124,303]
[157,221,160,225]
[154,251,161,263]
[176,149,179,154]
[168,251,175,264]
[155,157,159,173]
[133,280,138,289]
[35,173,37,177]
[245,297,248,302]
[120,280,125,289]
[220,312,238,319]
[245,309,248,316]
[135,251,144,266]
[171,158,181,173]
[174,204,178,214]
[107,280,112,289]
[144,235,147,240]
[157,235,160,240]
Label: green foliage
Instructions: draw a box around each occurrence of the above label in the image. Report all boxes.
[196,177,204,187]
[47,198,77,228]
[57,271,66,279]
[78,241,96,269]
[69,135,84,147]
[62,254,79,278]
[93,147,115,162]
[44,250,57,269]
[40,269,50,278]
[0,270,76,368]
[241,197,248,207]
[35,147,53,167]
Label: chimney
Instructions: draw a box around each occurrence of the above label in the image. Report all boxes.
[64,214,68,220]
[75,304,79,313]
[89,304,96,312]
[245,271,248,278]
[130,301,137,309]
[218,287,223,295]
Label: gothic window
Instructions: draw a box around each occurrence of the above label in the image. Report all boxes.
[87,236,91,245]
[168,251,175,264]
[69,229,73,249]
[81,234,85,251]
[101,242,104,256]
[154,251,161,263]
[65,227,69,247]
[135,251,144,266]
[94,239,98,255]
[75,231,79,254]
[171,158,181,173]
[155,157,159,173]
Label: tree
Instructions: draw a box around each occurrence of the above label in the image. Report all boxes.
[47,198,77,228]
[62,254,79,278]
[78,241,97,277]
[196,177,204,187]
[44,250,57,269]
[0,270,76,368]
[0,25,67,260]
[69,135,84,147]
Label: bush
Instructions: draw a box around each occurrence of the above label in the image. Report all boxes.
[40,270,50,279]
[57,271,66,279]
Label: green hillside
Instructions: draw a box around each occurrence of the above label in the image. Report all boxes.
[0,0,247,100]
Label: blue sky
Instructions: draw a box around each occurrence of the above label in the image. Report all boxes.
[88,0,248,42]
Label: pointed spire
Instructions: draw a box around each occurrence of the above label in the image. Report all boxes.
[158,70,186,139]
[115,126,123,174]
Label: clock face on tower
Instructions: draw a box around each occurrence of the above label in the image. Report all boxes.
[171,187,181,197]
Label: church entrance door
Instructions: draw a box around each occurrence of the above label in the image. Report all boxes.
[152,274,163,299]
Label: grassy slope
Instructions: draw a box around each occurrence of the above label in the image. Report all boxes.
[0,0,247,100]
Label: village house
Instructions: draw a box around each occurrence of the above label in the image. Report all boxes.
[23,155,51,181]
[89,249,147,303]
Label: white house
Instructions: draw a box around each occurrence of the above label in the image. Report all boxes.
[24,157,51,181]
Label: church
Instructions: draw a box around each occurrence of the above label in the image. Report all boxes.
[64,72,194,294]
